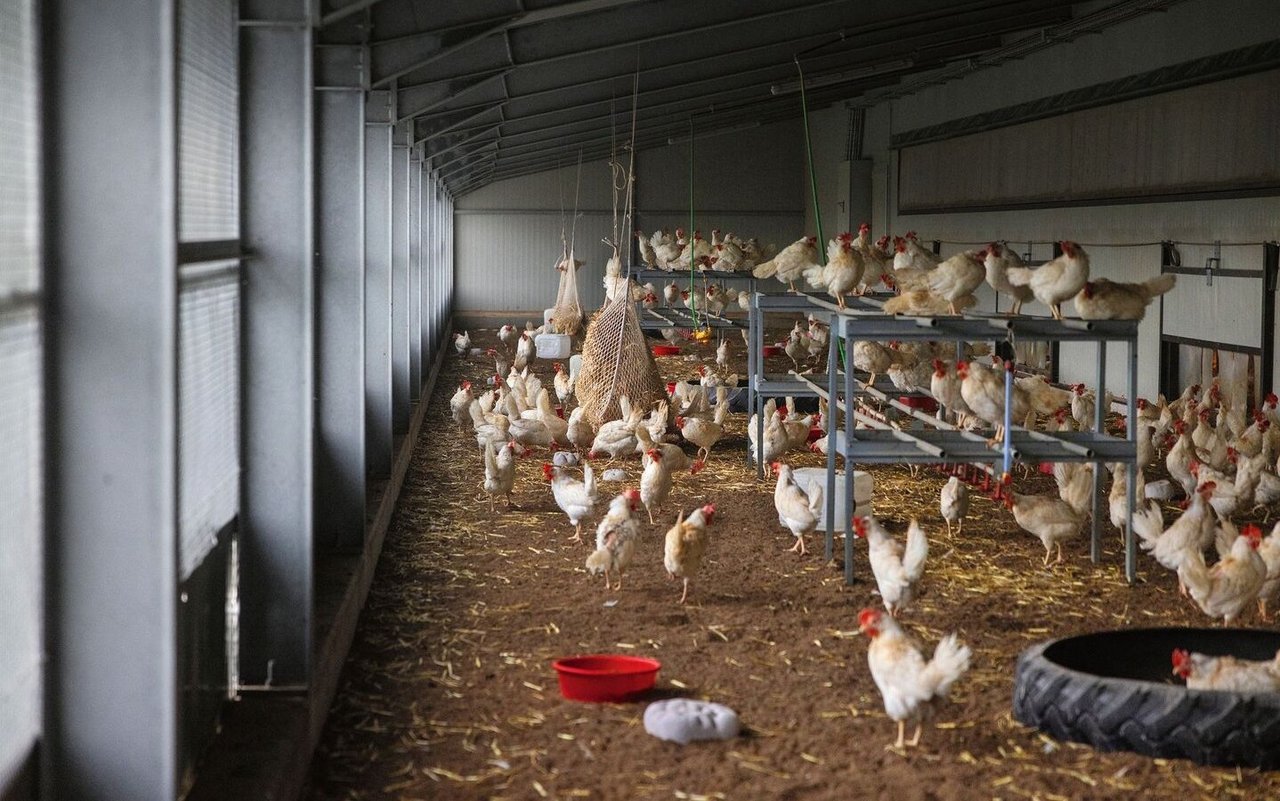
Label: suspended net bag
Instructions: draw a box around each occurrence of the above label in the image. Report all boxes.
[574,293,666,427]
[550,246,585,335]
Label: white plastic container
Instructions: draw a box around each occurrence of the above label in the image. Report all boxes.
[569,354,583,381]
[535,332,572,360]
[543,307,556,327]
[792,468,873,532]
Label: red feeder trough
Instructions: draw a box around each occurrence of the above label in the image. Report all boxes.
[898,395,939,414]
[762,344,782,358]
[552,655,661,702]
[652,344,681,357]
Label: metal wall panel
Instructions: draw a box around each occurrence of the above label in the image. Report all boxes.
[0,0,39,789]
[177,268,240,578]
[455,211,615,313]
[408,158,422,398]
[178,0,238,241]
[391,144,409,432]
[364,95,392,478]
[900,70,1280,211]
[0,309,40,791]
[892,0,1280,132]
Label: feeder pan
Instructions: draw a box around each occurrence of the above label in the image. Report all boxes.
[552,655,661,702]
[652,345,681,357]
[666,382,678,396]
[898,395,938,414]
[1014,628,1280,767]
[761,345,782,358]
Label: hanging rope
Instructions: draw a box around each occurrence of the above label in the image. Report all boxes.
[687,115,700,330]
[796,56,824,249]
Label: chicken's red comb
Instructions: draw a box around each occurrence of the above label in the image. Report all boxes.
[623,488,641,501]
[702,503,716,522]
[857,608,880,627]
[1268,392,1279,407]
[852,516,868,536]
[1243,524,1264,541]
[1172,648,1189,668]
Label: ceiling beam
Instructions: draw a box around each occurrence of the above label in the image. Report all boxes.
[395,68,510,123]
[424,124,501,161]
[320,0,388,28]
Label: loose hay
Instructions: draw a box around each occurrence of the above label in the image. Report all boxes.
[308,326,1280,801]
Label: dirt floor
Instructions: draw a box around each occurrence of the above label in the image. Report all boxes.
[306,323,1280,801]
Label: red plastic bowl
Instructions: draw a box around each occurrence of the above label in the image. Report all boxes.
[807,425,824,443]
[552,655,661,702]
[762,345,782,358]
[652,344,681,356]
[666,382,678,395]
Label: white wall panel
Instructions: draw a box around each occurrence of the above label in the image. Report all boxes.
[456,118,807,313]
[455,211,615,313]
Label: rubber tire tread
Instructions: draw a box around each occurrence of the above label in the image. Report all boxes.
[1012,642,1280,768]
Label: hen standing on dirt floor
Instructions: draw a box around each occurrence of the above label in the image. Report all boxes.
[664,504,715,604]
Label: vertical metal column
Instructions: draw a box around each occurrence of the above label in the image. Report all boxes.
[391,123,410,433]
[408,151,422,400]
[364,90,393,478]
[315,44,366,550]
[421,174,434,368]
[1090,343,1107,563]
[238,2,314,688]
[43,0,179,796]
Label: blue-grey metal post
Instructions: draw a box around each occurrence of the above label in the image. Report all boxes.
[364,90,393,478]
[824,312,838,561]
[408,149,422,400]
[746,290,756,467]
[844,320,856,585]
[1092,342,1108,562]
[238,1,315,689]
[391,122,411,433]
[1126,337,1139,582]
[1001,360,1014,479]
[315,44,367,550]
[44,0,180,793]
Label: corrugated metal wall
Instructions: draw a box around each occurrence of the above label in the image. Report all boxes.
[455,119,806,313]
[841,0,1280,399]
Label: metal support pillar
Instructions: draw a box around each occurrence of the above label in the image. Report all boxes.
[44,0,179,796]
[1090,342,1107,563]
[364,90,393,478]
[391,123,410,433]
[408,151,422,400]
[315,44,366,550]
[238,2,314,688]
[421,174,434,370]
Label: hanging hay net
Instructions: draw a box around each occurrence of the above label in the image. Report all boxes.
[549,246,585,335]
[573,75,665,427]
[574,293,666,426]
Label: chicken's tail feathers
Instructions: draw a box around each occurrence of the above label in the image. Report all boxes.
[1004,267,1034,287]
[1144,272,1177,299]
[806,481,824,517]
[903,519,929,582]
[1131,500,1165,550]
[753,259,778,279]
[926,634,972,698]
[1177,548,1210,602]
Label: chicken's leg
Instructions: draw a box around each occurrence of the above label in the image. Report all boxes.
[1054,542,1065,565]
[907,723,923,748]
[603,569,611,590]
[957,517,964,536]
[678,578,690,604]
[894,720,906,750]
[790,536,807,556]
[1259,597,1270,623]
[613,573,624,591]
[944,519,953,537]
[647,505,656,525]
[569,523,583,543]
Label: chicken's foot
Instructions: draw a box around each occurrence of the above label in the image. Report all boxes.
[790,536,807,556]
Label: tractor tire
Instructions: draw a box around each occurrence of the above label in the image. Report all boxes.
[1012,628,1280,768]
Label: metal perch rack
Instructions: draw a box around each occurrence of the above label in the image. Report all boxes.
[748,289,1142,586]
